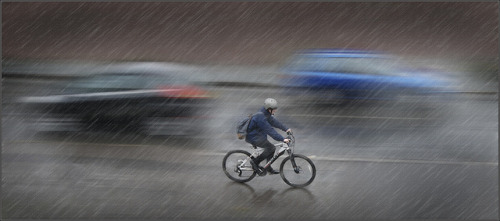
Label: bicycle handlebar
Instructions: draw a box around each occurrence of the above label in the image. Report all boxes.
[285,132,295,147]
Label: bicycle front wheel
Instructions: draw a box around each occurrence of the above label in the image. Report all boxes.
[280,154,316,188]
[222,150,256,183]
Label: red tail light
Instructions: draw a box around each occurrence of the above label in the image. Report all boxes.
[157,85,211,98]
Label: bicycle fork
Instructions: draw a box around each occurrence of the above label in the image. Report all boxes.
[289,154,301,174]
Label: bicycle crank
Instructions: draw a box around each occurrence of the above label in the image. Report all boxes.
[257,167,267,176]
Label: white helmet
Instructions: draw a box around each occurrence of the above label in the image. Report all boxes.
[264,98,278,110]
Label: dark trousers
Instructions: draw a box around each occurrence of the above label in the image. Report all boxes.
[253,140,276,166]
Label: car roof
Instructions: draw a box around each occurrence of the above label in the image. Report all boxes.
[293,49,393,59]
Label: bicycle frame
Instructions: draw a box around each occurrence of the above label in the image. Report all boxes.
[241,133,300,174]
[261,143,291,170]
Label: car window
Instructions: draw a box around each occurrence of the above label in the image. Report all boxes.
[62,72,189,93]
[72,74,146,89]
[286,55,409,76]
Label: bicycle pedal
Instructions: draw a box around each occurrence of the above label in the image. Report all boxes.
[257,167,267,176]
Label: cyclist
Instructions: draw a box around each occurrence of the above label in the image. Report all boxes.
[246,98,292,174]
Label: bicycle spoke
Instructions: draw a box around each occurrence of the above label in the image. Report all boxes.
[222,150,257,183]
[280,154,316,188]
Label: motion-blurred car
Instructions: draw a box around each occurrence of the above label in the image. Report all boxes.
[18,71,213,135]
[281,49,451,103]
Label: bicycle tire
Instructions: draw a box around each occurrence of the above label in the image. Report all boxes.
[280,154,316,188]
[222,150,257,183]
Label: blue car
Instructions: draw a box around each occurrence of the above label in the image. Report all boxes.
[281,49,450,102]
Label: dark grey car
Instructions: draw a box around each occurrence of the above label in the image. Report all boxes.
[19,71,213,135]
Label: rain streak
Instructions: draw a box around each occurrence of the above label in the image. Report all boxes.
[2,2,498,220]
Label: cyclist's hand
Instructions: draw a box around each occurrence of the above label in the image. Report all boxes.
[283,138,290,143]
[286,128,292,134]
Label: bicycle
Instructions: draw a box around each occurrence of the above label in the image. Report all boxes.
[222,132,316,188]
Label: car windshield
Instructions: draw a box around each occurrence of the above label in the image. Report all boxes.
[62,72,189,94]
[286,55,410,76]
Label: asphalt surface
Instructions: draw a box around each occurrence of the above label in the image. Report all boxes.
[1,72,498,220]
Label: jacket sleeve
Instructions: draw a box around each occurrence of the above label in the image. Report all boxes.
[268,116,289,132]
[256,114,286,142]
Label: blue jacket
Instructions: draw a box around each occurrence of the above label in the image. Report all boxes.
[245,107,289,145]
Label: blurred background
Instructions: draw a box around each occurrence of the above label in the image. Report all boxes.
[3,2,498,63]
[2,2,498,220]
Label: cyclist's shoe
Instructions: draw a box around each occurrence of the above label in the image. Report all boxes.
[266,167,280,175]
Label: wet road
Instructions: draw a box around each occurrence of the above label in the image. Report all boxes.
[2,78,498,219]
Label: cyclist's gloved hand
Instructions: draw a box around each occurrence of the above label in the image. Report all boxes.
[286,128,292,134]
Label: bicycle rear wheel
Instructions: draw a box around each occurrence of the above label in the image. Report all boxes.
[222,150,256,183]
[280,154,316,188]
